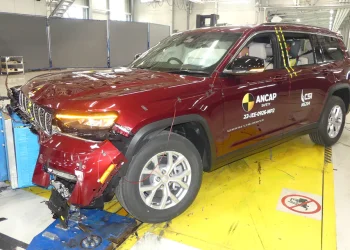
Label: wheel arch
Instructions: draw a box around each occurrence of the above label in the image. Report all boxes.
[326,83,350,114]
[119,114,215,176]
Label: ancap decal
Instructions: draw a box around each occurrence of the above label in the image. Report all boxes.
[241,92,277,120]
[242,92,277,112]
[242,93,255,112]
[301,89,313,107]
[256,93,277,104]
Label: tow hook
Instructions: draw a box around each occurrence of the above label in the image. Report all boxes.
[50,180,71,199]
[45,180,72,228]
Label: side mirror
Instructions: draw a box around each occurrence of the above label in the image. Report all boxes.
[134,53,142,60]
[230,56,265,74]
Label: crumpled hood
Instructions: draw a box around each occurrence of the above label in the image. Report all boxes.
[21,68,192,110]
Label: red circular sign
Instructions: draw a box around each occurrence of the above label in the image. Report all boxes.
[281,194,321,214]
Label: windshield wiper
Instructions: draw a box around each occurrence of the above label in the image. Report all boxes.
[166,69,209,76]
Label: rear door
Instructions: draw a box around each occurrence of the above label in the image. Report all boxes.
[286,34,347,131]
[282,32,324,131]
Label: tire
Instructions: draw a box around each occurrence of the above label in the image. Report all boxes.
[309,96,346,146]
[103,191,115,202]
[116,131,203,223]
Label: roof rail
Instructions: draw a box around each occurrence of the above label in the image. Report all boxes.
[260,22,324,28]
[258,22,339,34]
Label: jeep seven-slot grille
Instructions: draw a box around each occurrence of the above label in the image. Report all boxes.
[18,91,52,134]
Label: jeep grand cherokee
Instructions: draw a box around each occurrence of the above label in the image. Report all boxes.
[8,23,350,224]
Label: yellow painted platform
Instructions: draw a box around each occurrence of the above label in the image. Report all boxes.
[23,135,336,250]
[120,136,336,250]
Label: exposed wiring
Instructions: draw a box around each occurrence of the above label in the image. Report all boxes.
[122,98,179,184]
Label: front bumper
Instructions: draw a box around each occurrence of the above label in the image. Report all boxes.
[33,133,127,207]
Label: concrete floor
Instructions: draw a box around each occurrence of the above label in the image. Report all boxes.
[1,71,350,249]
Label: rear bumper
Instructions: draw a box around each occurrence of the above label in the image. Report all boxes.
[33,133,126,206]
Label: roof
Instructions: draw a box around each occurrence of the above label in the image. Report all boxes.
[187,23,340,38]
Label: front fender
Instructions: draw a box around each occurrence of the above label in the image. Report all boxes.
[117,114,215,176]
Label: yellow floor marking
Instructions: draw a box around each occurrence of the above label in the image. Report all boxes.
[117,208,129,216]
[120,136,334,250]
[322,162,336,250]
[104,199,123,213]
[22,186,51,199]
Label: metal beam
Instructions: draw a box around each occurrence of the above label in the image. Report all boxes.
[50,0,75,17]
[172,0,175,32]
[262,4,350,10]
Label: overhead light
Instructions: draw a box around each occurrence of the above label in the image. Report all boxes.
[271,15,282,22]
[330,9,334,14]
[296,18,301,22]
[330,16,333,20]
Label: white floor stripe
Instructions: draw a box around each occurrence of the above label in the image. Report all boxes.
[131,233,199,250]
[0,183,53,244]
[333,115,350,250]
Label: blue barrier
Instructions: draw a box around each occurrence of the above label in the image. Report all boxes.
[0,113,8,181]
[11,112,39,188]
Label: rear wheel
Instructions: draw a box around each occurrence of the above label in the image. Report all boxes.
[116,131,203,223]
[309,96,346,146]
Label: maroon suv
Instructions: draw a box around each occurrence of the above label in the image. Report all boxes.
[9,23,350,224]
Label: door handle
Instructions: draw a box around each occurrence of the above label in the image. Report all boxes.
[312,68,330,74]
[273,75,288,82]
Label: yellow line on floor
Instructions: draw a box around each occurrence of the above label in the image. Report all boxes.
[322,161,337,250]
[22,186,51,199]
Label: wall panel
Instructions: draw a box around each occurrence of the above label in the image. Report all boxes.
[0,13,49,70]
[50,18,108,68]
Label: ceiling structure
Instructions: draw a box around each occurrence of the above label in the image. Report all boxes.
[263,0,350,31]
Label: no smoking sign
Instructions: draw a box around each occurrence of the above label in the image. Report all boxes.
[277,189,322,220]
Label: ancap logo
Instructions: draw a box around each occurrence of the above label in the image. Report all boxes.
[242,93,255,112]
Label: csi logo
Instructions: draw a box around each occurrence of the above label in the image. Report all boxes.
[301,90,313,107]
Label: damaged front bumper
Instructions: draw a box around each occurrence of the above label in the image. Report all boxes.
[7,86,128,225]
[33,132,127,209]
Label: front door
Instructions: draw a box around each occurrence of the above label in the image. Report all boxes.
[219,32,290,156]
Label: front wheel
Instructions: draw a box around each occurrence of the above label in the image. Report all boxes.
[116,131,202,223]
[309,96,346,146]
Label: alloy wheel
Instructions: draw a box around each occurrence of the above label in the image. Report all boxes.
[327,105,343,138]
[139,151,192,210]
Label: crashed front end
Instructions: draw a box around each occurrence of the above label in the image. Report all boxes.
[8,86,128,227]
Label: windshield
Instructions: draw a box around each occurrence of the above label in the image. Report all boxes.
[131,31,242,75]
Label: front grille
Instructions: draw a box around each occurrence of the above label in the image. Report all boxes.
[18,91,53,135]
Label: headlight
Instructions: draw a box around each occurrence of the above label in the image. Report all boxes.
[55,112,118,131]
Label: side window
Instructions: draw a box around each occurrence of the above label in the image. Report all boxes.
[283,33,315,67]
[310,35,323,63]
[317,35,345,62]
[232,33,276,71]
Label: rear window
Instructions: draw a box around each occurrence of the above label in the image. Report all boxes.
[317,35,345,62]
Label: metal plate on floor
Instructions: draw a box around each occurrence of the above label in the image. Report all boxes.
[27,209,137,250]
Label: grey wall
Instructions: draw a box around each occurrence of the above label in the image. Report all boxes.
[109,21,148,67]
[149,23,170,48]
[0,13,49,70]
[50,18,108,68]
[0,13,170,70]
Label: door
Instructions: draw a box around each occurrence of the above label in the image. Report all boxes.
[282,32,326,130]
[287,33,341,130]
[219,32,290,156]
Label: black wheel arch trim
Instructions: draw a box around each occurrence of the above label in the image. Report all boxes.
[324,82,350,114]
[118,114,215,176]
